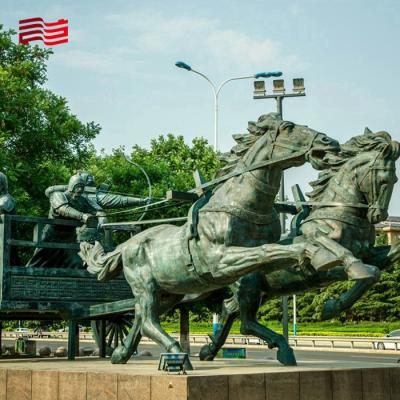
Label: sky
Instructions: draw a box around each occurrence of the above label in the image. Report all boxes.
[2,0,400,214]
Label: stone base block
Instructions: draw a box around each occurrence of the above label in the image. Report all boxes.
[0,362,399,400]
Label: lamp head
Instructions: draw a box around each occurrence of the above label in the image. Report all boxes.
[254,71,282,79]
[175,61,192,71]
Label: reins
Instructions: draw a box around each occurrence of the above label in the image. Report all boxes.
[189,129,320,194]
[275,200,370,209]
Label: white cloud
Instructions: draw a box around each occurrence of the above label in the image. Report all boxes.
[205,29,302,72]
[50,9,303,77]
[51,48,142,78]
[105,9,303,73]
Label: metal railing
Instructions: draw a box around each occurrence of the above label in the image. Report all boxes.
[4,332,400,351]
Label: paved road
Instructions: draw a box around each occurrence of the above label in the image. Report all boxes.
[3,339,400,365]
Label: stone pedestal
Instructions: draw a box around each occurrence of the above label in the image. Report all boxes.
[0,359,399,400]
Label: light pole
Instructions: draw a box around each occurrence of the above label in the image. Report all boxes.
[175,61,282,151]
[253,78,306,341]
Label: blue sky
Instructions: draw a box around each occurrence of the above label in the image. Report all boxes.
[2,0,400,214]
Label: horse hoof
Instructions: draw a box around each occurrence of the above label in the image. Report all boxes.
[345,262,377,280]
[184,358,194,370]
[321,299,340,320]
[277,347,297,366]
[199,345,216,361]
[111,345,129,364]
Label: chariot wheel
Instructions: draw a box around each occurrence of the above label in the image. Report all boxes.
[91,314,134,355]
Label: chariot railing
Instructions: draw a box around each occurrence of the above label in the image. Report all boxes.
[0,213,134,359]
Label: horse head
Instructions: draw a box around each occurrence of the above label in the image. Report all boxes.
[342,131,400,224]
[240,113,340,171]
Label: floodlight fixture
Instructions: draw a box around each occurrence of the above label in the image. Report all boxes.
[253,80,266,97]
[252,72,306,345]
[293,78,305,94]
[273,79,285,94]
[158,353,192,374]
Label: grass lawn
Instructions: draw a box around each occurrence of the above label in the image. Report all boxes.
[161,320,400,337]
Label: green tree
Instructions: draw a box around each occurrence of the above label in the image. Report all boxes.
[88,134,221,223]
[257,234,400,325]
[87,135,222,325]
[0,26,100,216]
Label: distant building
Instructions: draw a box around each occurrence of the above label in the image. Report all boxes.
[375,216,400,244]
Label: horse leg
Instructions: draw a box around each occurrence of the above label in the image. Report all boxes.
[238,284,296,366]
[321,277,377,320]
[365,243,400,267]
[111,306,142,364]
[199,294,240,361]
[137,287,193,370]
[311,234,381,281]
[321,245,397,320]
[213,242,320,281]
[111,290,183,364]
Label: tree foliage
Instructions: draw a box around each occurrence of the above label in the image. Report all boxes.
[0,26,99,215]
[89,134,221,223]
[1,25,399,327]
[258,235,400,324]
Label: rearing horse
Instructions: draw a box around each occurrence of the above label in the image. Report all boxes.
[80,113,340,366]
[198,130,400,366]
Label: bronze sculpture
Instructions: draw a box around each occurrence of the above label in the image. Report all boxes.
[45,171,149,213]
[27,173,99,268]
[28,172,149,268]
[0,173,16,215]
[199,129,400,365]
[80,113,343,366]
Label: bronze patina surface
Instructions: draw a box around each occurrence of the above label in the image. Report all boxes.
[199,130,400,365]
[80,113,345,367]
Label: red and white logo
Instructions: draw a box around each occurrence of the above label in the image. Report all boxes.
[19,18,68,46]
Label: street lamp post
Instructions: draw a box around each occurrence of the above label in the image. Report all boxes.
[253,78,306,341]
[175,61,282,337]
[175,61,282,151]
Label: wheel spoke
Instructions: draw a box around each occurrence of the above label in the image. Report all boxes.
[105,323,113,337]
[119,327,125,345]
[114,326,119,349]
[121,324,129,336]
[107,326,115,348]
[121,317,133,326]
[92,315,136,352]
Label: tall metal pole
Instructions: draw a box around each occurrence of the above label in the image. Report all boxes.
[175,62,282,151]
[293,294,297,336]
[214,96,218,151]
[276,95,289,342]
[179,71,256,151]
[253,79,305,343]
[179,305,191,354]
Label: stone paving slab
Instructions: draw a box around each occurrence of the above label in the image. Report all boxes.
[0,355,398,375]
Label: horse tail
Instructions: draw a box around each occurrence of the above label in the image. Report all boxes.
[79,241,123,282]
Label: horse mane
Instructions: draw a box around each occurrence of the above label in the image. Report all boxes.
[307,129,400,202]
[215,113,283,178]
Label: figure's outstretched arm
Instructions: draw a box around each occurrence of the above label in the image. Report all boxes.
[95,192,148,209]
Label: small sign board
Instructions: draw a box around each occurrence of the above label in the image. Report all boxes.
[217,347,247,359]
[158,353,192,374]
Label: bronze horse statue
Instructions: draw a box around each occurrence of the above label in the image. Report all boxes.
[80,113,341,366]
[198,130,400,365]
